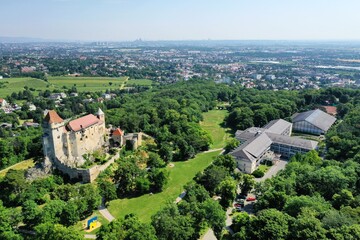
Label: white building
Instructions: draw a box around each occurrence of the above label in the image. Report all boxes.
[292,109,336,135]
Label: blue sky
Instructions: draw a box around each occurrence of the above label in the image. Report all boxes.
[1,0,360,41]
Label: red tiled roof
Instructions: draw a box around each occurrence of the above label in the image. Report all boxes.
[323,106,337,116]
[113,128,123,136]
[67,114,100,132]
[45,110,64,124]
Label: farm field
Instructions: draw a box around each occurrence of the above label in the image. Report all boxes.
[108,109,228,223]
[0,78,50,97]
[47,76,128,92]
[0,76,130,98]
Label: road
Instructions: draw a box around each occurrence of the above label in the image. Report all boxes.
[255,159,288,182]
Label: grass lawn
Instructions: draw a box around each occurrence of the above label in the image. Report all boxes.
[126,79,153,86]
[200,110,231,149]
[258,164,270,173]
[0,159,35,178]
[0,78,51,97]
[48,76,128,92]
[108,150,221,223]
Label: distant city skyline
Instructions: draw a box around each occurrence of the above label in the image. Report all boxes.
[1,0,360,41]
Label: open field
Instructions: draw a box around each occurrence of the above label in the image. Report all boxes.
[108,109,229,223]
[0,159,35,178]
[126,79,153,86]
[200,109,231,149]
[0,76,130,97]
[0,78,50,97]
[48,76,128,92]
[108,150,221,223]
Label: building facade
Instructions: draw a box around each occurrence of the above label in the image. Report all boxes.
[231,119,318,174]
[292,109,336,135]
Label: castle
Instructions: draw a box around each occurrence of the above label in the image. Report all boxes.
[43,108,107,168]
[42,109,142,182]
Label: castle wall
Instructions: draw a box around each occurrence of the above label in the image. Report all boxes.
[68,123,106,162]
[50,151,119,183]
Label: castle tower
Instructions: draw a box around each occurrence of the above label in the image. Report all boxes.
[96,108,105,122]
[42,110,65,160]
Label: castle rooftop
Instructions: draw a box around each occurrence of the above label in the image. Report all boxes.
[68,114,100,132]
[113,128,123,136]
[45,110,64,124]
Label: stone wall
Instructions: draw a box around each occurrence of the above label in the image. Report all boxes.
[50,151,120,183]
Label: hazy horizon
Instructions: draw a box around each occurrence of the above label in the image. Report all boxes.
[2,0,360,42]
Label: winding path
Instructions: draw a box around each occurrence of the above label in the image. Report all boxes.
[99,198,115,222]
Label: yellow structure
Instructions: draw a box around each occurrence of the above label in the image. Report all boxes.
[89,221,98,230]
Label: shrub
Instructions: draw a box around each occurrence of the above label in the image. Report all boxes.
[252,169,265,178]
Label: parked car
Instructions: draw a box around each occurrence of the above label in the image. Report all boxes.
[236,207,243,212]
[234,203,242,208]
[246,196,256,201]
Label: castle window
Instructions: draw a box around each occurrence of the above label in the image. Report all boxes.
[57,136,60,139]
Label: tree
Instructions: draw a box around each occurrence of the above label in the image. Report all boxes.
[225,138,240,153]
[239,174,255,195]
[296,166,349,200]
[151,205,195,240]
[196,165,229,194]
[148,168,169,192]
[322,210,356,230]
[332,189,354,209]
[283,195,331,217]
[200,199,226,239]
[250,208,292,240]
[41,200,66,224]
[0,200,22,237]
[97,214,157,240]
[232,212,250,237]
[22,200,42,228]
[213,155,237,172]
[115,158,143,195]
[328,224,360,240]
[158,143,173,163]
[216,177,237,208]
[0,170,28,206]
[60,201,80,226]
[290,208,327,240]
[183,182,210,203]
[255,190,288,211]
[98,180,117,202]
[35,223,83,240]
